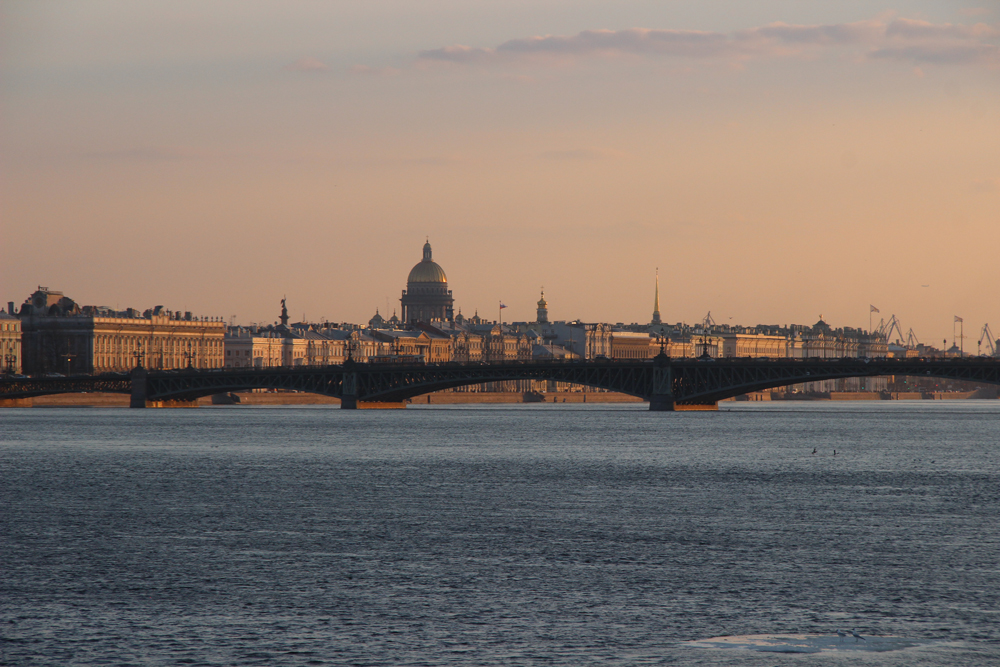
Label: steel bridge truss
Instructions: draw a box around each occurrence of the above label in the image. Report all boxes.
[0,374,131,399]
[1,357,998,410]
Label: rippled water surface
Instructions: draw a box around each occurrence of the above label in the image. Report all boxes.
[2,402,999,666]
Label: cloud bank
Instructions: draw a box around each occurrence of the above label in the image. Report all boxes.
[418,18,999,67]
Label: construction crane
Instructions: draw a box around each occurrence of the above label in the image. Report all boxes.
[701,311,716,330]
[905,328,920,349]
[978,324,997,357]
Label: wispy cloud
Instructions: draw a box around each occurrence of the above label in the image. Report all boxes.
[83,147,202,161]
[349,64,401,77]
[284,56,330,72]
[417,18,1000,68]
[539,149,626,161]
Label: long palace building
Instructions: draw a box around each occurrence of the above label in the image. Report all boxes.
[18,287,224,374]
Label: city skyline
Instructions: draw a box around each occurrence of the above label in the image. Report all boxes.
[2,1,997,344]
[5,267,987,356]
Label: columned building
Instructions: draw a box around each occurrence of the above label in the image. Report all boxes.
[18,288,224,374]
[400,241,454,324]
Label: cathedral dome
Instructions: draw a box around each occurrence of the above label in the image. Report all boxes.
[407,241,448,284]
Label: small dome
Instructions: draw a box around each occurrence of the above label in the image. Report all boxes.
[537,291,547,308]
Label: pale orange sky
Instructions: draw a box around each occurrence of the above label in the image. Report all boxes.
[2,1,998,346]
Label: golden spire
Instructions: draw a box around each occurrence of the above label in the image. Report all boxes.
[651,268,662,325]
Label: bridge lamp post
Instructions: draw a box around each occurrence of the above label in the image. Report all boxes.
[61,352,76,376]
[4,353,16,373]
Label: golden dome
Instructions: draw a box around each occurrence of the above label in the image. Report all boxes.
[408,261,447,284]
[407,241,447,284]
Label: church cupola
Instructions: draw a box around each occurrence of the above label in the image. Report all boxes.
[536,290,548,324]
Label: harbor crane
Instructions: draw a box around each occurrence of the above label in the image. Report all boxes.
[877,315,906,345]
[979,324,997,357]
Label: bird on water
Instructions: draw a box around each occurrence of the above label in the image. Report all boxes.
[837,629,847,642]
[852,628,865,642]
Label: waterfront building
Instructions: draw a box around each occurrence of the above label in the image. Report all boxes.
[611,331,659,360]
[719,332,788,358]
[224,324,348,368]
[548,322,613,360]
[400,241,454,324]
[370,328,451,363]
[225,327,286,368]
[18,288,224,374]
[419,321,482,363]
[1,306,21,374]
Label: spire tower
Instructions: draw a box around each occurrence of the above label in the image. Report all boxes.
[651,270,662,326]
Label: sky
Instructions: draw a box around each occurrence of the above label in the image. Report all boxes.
[2,1,998,348]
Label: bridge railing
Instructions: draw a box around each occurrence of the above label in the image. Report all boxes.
[6,356,999,381]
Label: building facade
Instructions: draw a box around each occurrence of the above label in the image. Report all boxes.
[18,288,224,374]
[1,309,21,374]
[225,323,349,368]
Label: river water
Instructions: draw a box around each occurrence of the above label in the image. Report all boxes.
[2,402,999,666]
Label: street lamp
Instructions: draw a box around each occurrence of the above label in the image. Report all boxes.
[61,352,76,376]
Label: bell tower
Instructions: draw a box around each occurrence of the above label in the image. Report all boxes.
[536,289,548,324]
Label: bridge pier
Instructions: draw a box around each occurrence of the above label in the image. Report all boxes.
[341,371,358,409]
[130,366,147,409]
[649,395,675,411]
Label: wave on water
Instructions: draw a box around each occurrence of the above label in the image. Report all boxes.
[682,634,938,654]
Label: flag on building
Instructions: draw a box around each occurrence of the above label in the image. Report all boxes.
[955,316,963,323]
[499,303,507,309]
[870,305,880,313]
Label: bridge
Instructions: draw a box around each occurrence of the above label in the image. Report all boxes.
[2,356,998,410]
